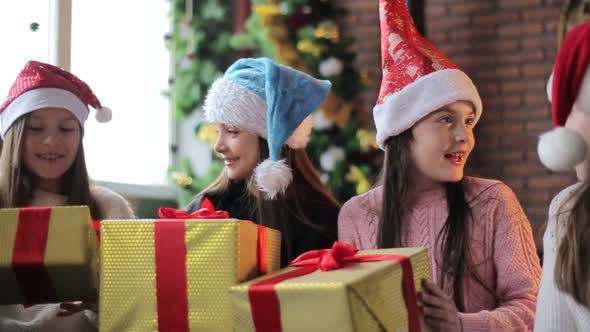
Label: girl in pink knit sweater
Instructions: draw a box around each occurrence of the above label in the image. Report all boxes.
[339,1,541,331]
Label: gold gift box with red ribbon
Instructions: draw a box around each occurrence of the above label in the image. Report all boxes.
[230,243,432,332]
[99,208,281,332]
[0,206,99,305]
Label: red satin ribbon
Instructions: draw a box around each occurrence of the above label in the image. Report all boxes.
[248,242,421,332]
[154,220,190,332]
[158,205,229,220]
[11,207,58,304]
[92,220,101,241]
[255,224,268,275]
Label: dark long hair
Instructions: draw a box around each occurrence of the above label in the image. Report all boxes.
[195,137,340,260]
[378,129,494,311]
[555,184,590,307]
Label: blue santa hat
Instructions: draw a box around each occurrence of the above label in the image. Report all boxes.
[203,57,331,199]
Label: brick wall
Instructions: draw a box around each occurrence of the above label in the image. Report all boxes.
[336,0,576,248]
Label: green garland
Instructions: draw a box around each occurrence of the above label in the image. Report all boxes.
[167,0,234,118]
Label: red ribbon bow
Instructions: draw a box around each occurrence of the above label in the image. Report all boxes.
[248,241,422,332]
[289,241,359,271]
[157,201,229,220]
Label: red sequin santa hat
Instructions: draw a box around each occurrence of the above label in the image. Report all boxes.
[374,0,482,149]
[0,61,111,138]
[537,22,590,171]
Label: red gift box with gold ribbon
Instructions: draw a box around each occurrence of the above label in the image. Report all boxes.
[0,206,99,305]
[99,205,281,332]
[230,242,432,332]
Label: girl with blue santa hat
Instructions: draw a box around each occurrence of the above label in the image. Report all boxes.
[187,57,340,266]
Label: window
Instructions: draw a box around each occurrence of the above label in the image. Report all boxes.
[0,1,50,99]
[71,0,171,185]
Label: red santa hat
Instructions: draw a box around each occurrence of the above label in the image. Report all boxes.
[0,61,111,139]
[537,22,590,171]
[374,0,482,149]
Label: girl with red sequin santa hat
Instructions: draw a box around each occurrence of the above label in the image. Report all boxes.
[338,0,541,330]
[535,22,590,331]
[0,61,134,331]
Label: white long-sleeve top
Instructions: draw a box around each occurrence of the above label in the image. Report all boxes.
[535,182,590,331]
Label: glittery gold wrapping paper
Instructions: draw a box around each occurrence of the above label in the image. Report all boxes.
[230,247,431,332]
[0,206,99,304]
[99,219,280,332]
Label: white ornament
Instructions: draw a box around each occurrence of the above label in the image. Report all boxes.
[319,146,345,171]
[320,173,330,184]
[279,2,289,15]
[179,22,191,39]
[180,56,193,70]
[319,57,343,77]
[313,110,334,130]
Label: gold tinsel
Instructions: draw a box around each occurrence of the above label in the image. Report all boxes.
[296,39,323,56]
[171,171,193,187]
[314,21,339,41]
[345,166,371,194]
[197,123,218,148]
[356,129,379,152]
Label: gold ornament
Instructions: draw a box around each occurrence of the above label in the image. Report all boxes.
[345,165,371,194]
[252,4,281,18]
[313,21,339,42]
[356,129,379,152]
[319,92,352,128]
[171,171,194,187]
[297,39,323,56]
[360,69,372,86]
[197,123,218,148]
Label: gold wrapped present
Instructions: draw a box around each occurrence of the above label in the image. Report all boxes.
[99,213,281,332]
[0,206,99,305]
[230,242,431,332]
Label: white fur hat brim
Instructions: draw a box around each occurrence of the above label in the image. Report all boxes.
[373,69,482,149]
[538,127,587,171]
[0,88,89,138]
[203,77,313,149]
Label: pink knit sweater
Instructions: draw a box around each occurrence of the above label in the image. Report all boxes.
[338,177,541,331]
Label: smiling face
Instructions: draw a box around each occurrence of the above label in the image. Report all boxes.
[409,101,476,191]
[22,107,81,192]
[214,123,260,181]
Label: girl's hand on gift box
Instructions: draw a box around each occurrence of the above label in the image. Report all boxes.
[419,280,462,332]
[57,301,98,316]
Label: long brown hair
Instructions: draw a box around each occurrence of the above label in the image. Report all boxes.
[555,184,590,307]
[195,137,340,259]
[0,116,103,219]
[378,129,494,311]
